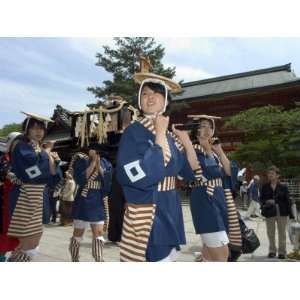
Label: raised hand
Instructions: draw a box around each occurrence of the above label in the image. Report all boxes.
[155,115,169,136]
[211,142,224,156]
[50,151,60,161]
[43,140,55,152]
[198,137,212,153]
[172,124,192,147]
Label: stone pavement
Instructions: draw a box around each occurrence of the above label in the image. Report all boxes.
[33,204,296,262]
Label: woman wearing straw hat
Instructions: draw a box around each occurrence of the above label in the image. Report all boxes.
[176,115,242,261]
[68,144,112,262]
[7,112,62,262]
[116,59,201,262]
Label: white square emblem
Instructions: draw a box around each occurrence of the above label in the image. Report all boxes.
[25,165,42,179]
[124,160,146,183]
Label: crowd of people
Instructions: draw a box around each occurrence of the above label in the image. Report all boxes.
[0,68,298,262]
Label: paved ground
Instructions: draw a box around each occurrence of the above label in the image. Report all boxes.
[32,204,297,262]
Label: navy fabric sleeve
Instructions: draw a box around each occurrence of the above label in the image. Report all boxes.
[48,164,63,189]
[73,157,89,186]
[12,142,51,183]
[181,151,207,182]
[222,160,239,192]
[177,150,195,181]
[100,158,113,197]
[116,125,166,191]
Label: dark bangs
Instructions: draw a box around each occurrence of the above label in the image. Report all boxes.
[22,118,46,135]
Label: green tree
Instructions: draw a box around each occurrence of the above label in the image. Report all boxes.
[87,37,176,102]
[225,104,300,178]
[0,123,22,137]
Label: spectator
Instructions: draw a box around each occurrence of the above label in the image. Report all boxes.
[240,181,248,210]
[261,166,294,259]
[60,172,75,226]
[49,187,60,223]
[244,175,261,219]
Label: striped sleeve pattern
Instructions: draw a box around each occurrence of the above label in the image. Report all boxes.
[81,170,99,197]
[168,131,184,152]
[224,188,242,250]
[8,184,45,238]
[103,196,110,233]
[120,203,156,262]
[54,152,89,195]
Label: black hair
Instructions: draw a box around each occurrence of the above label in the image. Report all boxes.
[22,118,46,136]
[81,143,109,157]
[141,82,172,100]
[139,81,173,116]
[190,118,215,143]
[268,165,280,175]
[190,125,199,144]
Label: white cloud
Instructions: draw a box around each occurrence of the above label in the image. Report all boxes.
[66,37,115,61]
[0,41,92,90]
[158,37,216,57]
[158,38,195,51]
[0,41,55,67]
[174,65,214,82]
[20,61,91,90]
[0,78,88,125]
[164,61,214,82]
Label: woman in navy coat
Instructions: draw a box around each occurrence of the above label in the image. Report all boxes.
[69,144,112,262]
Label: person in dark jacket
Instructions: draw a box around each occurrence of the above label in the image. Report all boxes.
[261,165,294,259]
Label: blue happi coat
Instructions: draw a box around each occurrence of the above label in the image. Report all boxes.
[9,141,62,224]
[189,145,239,236]
[117,120,193,261]
[72,156,112,222]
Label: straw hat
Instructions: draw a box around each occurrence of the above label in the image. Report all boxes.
[134,75,182,114]
[21,111,54,134]
[134,56,181,93]
[133,73,182,94]
[187,114,221,135]
[21,111,54,123]
[133,56,182,114]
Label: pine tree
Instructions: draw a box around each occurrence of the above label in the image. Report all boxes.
[87,37,176,102]
[225,104,300,178]
[0,123,22,137]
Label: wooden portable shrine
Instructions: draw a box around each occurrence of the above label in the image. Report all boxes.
[45,96,139,164]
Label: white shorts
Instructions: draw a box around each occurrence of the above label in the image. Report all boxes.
[200,231,229,248]
[73,219,104,229]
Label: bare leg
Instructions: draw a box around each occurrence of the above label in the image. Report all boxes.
[8,233,42,262]
[201,245,212,261]
[90,223,105,262]
[203,244,229,262]
[17,233,42,250]
[90,223,104,238]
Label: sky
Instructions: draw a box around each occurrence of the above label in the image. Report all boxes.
[1,37,300,128]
